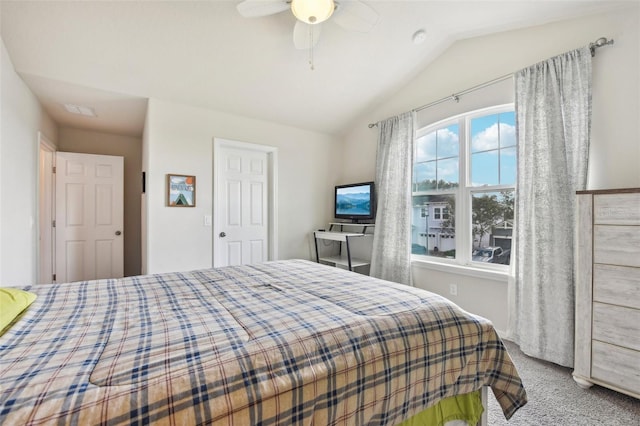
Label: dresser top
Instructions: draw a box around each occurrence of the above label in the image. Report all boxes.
[577,187,640,195]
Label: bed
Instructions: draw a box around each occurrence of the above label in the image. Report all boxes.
[0,259,527,425]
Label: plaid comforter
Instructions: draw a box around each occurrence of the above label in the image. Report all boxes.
[0,259,526,425]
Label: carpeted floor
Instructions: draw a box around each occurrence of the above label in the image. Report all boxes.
[487,340,640,425]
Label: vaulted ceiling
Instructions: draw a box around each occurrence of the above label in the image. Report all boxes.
[0,1,627,137]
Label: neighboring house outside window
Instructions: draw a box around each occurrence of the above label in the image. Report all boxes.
[411,105,516,267]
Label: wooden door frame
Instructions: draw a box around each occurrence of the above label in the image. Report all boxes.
[38,132,56,283]
[212,138,278,267]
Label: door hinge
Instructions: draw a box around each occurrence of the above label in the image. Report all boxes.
[52,274,56,282]
[52,220,56,227]
[52,166,56,173]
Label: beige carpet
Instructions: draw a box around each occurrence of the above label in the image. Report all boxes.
[487,340,640,425]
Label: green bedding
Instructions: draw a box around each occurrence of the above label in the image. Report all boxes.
[398,390,483,426]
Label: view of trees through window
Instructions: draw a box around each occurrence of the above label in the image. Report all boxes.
[471,191,514,264]
[412,107,516,266]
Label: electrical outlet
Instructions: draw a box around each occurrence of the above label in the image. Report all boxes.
[449,284,458,296]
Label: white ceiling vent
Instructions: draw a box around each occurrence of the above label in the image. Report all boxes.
[63,103,97,117]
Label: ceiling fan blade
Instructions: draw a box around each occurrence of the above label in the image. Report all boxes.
[236,0,290,18]
[333,0,379,33]
[293,20,322,50]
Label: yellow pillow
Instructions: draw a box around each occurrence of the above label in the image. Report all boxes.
[0,287,37,334]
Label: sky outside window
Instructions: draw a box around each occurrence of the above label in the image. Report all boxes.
[414,124,459,190]
[471,112,516,186]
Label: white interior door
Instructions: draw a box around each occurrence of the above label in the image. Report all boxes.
[214,143,273,267]
[55,152,124,282]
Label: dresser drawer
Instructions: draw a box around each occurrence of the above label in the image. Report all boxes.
[592,302,640,351]
[594,193,640,225]
[593,264,640,310]
[592,340,640,396]
[594,225,640,267]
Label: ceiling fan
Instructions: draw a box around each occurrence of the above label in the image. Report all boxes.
[236,0,379,50]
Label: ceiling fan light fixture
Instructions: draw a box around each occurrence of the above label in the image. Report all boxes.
[291,0,335,25]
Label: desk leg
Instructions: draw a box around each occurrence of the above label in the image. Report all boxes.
[345,236,353,271]
[314,232,320,263]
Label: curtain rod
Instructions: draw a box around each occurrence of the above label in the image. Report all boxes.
[368,36,614,129]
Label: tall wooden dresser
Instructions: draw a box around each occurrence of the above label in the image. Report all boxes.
[573,188,640,398]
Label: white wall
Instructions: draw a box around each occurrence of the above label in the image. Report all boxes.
[339,6,640,333]
[1,38,58,285]
[57,127,142,277]
[143,98,341,274]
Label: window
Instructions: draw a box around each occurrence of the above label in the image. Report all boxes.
[411,105,516,267]
[433,207,449,221]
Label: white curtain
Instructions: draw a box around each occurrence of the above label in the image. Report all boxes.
[370,112,414,285]
[510,47,592,367]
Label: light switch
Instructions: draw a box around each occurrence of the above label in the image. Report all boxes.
[204,215,212,226]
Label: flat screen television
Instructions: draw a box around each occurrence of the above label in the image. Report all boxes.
[334,181,376,223]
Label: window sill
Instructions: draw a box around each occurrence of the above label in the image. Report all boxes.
[411,257,509,282]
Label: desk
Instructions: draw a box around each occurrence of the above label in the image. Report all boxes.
[313,223,374,271]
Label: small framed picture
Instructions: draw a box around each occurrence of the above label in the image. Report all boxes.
[167,174,196,207]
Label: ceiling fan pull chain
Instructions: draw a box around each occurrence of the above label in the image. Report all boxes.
[309,25,315,70]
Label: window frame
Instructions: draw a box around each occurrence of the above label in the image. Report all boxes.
[411,103,515,271]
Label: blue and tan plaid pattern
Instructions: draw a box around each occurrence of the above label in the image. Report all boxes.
[0,260,526,425]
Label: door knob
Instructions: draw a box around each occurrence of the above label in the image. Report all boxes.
[115,230,122,236]
[219,232,226,238]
